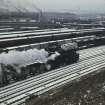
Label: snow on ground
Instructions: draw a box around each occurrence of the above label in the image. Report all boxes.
[26,68,105,105]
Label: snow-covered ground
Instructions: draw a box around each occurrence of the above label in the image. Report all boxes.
[26,68,105,105]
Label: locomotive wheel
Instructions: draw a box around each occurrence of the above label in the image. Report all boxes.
[2,73,9,85]
[39,64,46,73]
[46,59,57,71]
[30,67,36,76]
[45,64,52,71]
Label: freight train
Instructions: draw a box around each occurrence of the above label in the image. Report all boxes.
[0,42,79,86]
[0,28,105,48]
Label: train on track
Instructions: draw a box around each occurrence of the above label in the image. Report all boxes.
[1,35,105,54]
[0,28,105,48]
[0,41,79,86]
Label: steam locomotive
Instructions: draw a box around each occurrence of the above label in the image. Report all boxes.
[0,42,79,86]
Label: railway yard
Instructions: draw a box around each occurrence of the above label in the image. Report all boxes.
[0,26,105,105]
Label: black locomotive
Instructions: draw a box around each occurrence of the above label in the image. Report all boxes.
[0,42,79,86]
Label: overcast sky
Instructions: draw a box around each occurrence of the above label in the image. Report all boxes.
[1,0,105,13]
[37,0,105,13]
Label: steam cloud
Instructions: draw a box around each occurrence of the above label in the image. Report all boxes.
[0,49,49,65]
[0,0,39,13]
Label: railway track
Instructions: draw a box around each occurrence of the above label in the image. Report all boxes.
[0,28,76,39]
[0,28,68,35]
[1,36,94,50]
[0,28,104,48]
[1,35,104,53]
[0,46,105,105]
[0,28,104,39]
[1,45,105,91]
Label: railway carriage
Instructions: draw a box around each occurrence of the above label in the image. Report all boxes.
[0,28,105,48]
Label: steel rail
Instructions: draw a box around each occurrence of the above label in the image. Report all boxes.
[1,52,105,105]
[1,55,105,105]
[1,45,105,92]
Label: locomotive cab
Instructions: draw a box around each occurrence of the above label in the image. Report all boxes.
[46,42,79,70]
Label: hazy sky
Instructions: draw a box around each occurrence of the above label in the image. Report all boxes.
[37,0,105,13]
[1,0,105,13]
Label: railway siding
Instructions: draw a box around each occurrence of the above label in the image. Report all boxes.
[1,46,105,105]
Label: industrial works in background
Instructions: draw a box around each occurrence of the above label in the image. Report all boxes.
[0,2,105,31]
[0,11,78,30]
[0,1,77,30]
